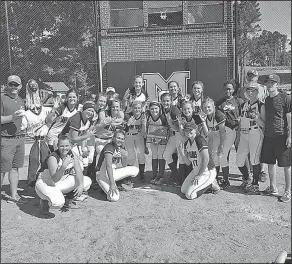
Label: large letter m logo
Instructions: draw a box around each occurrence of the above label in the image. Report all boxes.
[142,71,190,101]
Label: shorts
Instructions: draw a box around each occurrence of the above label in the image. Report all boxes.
[260,135,291,167]
[1,136,25,172]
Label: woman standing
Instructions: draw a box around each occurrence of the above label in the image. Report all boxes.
[46,89,82,152]
[124,101,146,181]
[96,130,139,202]
[145,101,169,185]
[35,135,92,213]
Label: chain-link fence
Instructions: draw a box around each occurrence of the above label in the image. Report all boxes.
[1,1,100,101]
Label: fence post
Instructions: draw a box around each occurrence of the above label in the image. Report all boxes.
[4,1,12,75]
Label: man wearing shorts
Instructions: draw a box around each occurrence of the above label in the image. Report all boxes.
[1,75,27,204]
[260,74,291,202]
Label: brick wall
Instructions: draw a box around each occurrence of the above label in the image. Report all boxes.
[99,1,234,88]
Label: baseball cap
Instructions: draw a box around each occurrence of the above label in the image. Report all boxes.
[247,69,258,76]
[7,75,21,85]
[245,83,259,90]
[183,122,198,131]
[106,87,115,93]
[82,101,96,111]
[266,74,280,84]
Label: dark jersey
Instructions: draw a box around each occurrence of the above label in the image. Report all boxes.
[206,110,226,132]
[96,142,123,170]
[61,112,93,136]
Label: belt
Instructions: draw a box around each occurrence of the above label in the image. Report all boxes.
[2,134,25,139]
[34,136,46,140]
[126,132,139,136]
[240,126,259,133]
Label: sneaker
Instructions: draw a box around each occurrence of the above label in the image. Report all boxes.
[73,194,88,202]
[124,178,134,188]
[155,177,165,185]
[211,180,221,194]
[244,183,253,193]
[63,199,80,209]
[261,186,279,196]
[219,180,230,190]
[150,176,159,184]
[6,194,28,204]
[246,184,260,194]
[258,171,268,183]
[280,191,291,203]
[240,180,249,189]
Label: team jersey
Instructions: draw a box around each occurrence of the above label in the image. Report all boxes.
[216,97,243,130]
[146,111,169,144]
[124,112,143,134]
[22,106,53,138]
[190,95,204,114]
[184,135,215,175]
[46,104,82,144]
[38,149,76,176]
[239,82,268,103]
[205,110,225,132]
[161,105,180,133]
[239,100,263,129]
[124,88,149,113]
[181,112,203,128]
[61,112,93,137]
[96,142,123,170]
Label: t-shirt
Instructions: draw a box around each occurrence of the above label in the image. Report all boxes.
[216,96,243,130]
[264,93,291,137]
[184,135,215,174]
[1,93,25,136]
[239,100,263,129]
[206,110,226,132]
[96,142,123,170]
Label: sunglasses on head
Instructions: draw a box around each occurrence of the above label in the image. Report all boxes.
[8,82,20,87]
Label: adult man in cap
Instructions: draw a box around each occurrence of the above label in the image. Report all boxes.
[1,75,27,204]
[238,69,269,182]
[260,74,291,202]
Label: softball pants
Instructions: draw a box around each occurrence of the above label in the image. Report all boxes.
[125,134,145,165]
[236,127,263,167]
[208,127,236,167]
[181,168,216,200]
[97,164,139,202]
[35,171,92,209]
[150,143,166,159]
[163,134,177,164]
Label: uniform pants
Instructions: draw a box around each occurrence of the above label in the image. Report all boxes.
[181,168,216,200]
[175,132,188,164]
[163,134,177,164]
[236,128,263,167]
[150,143,166,159]
[97,165,139,202]
[125,135,145,165]
[35,171,92,209]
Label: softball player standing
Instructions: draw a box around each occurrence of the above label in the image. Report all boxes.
[236,84,265,193]
[124,101,146,181]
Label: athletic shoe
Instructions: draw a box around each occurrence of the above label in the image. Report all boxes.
[63,199,80,209]
[280,191,291,203]
[155,177,165,185]
[258,171,268,182]
[261,186,279,196]
[219,180,230,190]
[246,184,260,194]
[6,194,28,204]
[240,180,249,189]
[244,183,253,193]
[73,193,88,202]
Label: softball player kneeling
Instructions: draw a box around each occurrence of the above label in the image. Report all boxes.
[181,122,219,200]
[96,130,139,202]
[236,84,265,193]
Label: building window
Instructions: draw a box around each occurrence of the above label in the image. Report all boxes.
[109,1,143,28]
[147,1,183,27]
[186,1,224,24]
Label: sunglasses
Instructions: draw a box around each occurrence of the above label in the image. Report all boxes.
[8,82,20,87]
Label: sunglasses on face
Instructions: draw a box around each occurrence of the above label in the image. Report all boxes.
[8,82,20,87]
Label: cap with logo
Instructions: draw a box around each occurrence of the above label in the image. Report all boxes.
[247,69,259,76]
[183,122,198,131]
[106,87,115,93]
[266,74,280,84]
[8,75,21,85]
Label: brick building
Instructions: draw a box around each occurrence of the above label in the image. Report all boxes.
[98,1,234,101]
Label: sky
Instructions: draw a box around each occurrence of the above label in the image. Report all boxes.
[257,1,291,50]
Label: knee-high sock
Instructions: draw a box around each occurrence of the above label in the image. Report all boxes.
[152,159,158,178]
[168,161,178,180]
[179,164,187,185]
[159,159,166,178]
[172,152,178,165]
[238,165,250,181]
[222,166,229,182]
[139,163,145,177]
[216,166,220,179]
[252,164,261,185]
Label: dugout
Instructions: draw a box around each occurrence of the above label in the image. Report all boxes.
[98,1,234,101]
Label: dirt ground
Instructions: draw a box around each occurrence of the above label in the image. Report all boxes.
[1,146,291,263]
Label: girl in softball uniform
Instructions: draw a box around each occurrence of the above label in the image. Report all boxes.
[236,84,265,194]
[190,81,205,115]
[176,101,208,185]
[181,122,219,200]
[96,130,139,202]
[145,101,169,185]
[124,101,146,181]
[46,89,82,152]
[216,81,244,188]
[202,97,228,188]
[35,135,92,212]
